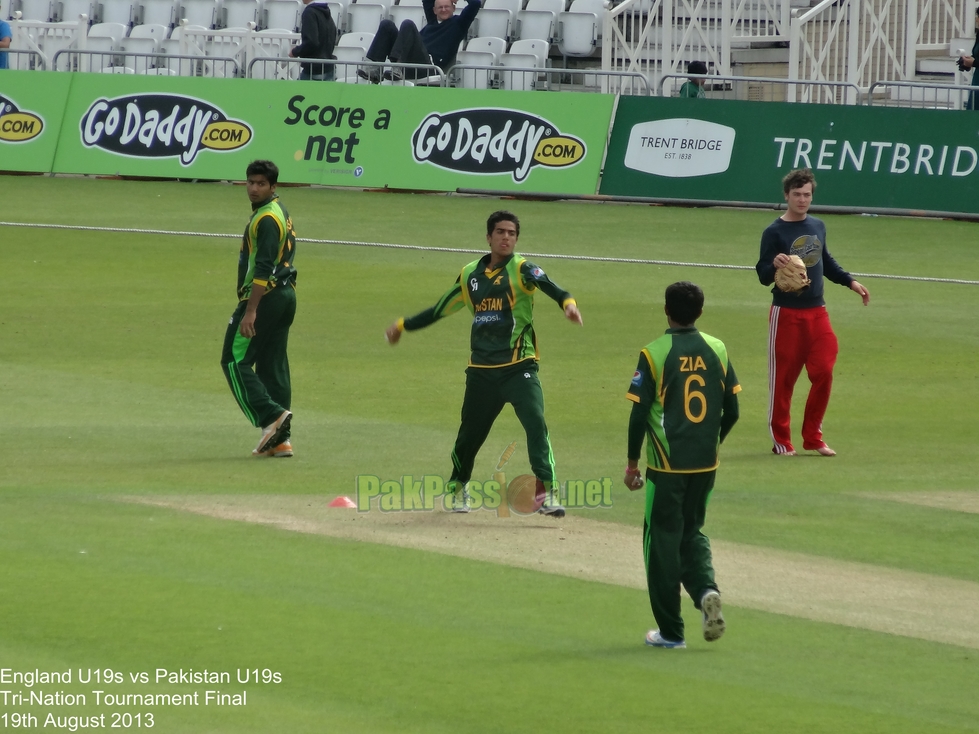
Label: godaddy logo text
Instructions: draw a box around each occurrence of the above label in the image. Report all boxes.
[411,108,585,183]
[80,94,251,165]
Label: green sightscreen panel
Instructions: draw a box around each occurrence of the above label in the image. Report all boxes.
[50,73,612,194]
[601,96,979,214]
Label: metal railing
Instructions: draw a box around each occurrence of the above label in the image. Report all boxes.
[0,48,45,70]
[445,62,652,93]
[52,47,238,75]
[867,78,977,107]
[659,71,864,102]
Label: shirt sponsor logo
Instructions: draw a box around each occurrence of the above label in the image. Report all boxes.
[624,118,735,178]
[0,95,44,143]
[79,94,252,165]
[530,266,545,278]
[473,313,502,324]
[412,108,586,183]
[631,370,642,385]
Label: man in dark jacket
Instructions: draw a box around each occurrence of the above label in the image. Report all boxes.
[358,0,480,81]
[289,0,337,80]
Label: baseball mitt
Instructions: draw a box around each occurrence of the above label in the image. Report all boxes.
[774,255,810,293]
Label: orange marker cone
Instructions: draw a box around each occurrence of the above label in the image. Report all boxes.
[328,496,357,508]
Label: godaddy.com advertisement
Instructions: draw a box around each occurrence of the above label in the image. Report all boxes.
[35,72,612,195]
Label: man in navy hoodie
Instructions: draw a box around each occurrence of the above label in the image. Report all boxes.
[289,0,337,80]
[359,0,480,81]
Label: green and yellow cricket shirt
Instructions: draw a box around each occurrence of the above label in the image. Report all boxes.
[402,253,575,368]
[626,327,741,472]
[237,195,297,301]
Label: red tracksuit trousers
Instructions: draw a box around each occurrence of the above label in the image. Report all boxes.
[767,305,838,454]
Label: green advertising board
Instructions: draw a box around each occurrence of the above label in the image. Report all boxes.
[601,97,979,215]
[46,73,611,194]
[0,70,73,173]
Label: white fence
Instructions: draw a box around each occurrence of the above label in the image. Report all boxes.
[603,0,973,96]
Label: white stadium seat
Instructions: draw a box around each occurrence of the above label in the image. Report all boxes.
[453,34,503,88]
[136,0,175,27]
[515,0,562,41]
[556,0,601,56]
[472,0,519,42]
[261,0,300,30]
[499,36,547,89]
[345,0,390,34]
[388,0,423,31]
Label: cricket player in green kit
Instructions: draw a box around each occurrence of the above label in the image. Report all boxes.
[624,282,740,648]
[221,160,297,457]
[385,211,583,516]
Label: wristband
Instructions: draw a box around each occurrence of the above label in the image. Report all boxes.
[625,466,640,475]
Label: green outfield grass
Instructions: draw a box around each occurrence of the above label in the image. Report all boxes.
[1,174,977,733]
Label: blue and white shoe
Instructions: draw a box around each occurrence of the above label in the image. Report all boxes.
[645,630,686,649]
[445,486,471,513]
[701,590,726,642]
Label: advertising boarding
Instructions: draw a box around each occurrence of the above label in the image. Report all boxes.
[47,74,612,194]
[601,96,979,214]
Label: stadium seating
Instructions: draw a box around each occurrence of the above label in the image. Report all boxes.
[453,34,504,88]
[219,0,258,28]
[54,0,95,22]
[157,20,207,72]
[175,0,216,27]
[325,0,346,31]
[515,0,562,42]
[332,28,372,80]
[472,0,520,42]
[499,36,547,89]
[96,0,135,25]
[260,0,301,31]
[345,0,391,34]
[10,0,54,20]
[556,0,601,56]
[80,19,125,68]
[135,0,175,27]
[387,0,424,31]
[119,21,167,70]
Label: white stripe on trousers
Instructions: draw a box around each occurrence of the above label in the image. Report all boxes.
[767,305,792,454]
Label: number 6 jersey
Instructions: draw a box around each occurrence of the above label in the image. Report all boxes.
[626,327,741,473]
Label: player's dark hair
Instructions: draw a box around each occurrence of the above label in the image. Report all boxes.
[665,281,704,326]
[782,168,815,194]
[487,210,520,237]
[246,159,279,186]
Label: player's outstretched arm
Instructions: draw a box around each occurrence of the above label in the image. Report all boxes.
[850,280,870,305]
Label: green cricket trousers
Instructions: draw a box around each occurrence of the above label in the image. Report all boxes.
[221,285,296,435]
[643,469,719,643]
[449,361,556,489]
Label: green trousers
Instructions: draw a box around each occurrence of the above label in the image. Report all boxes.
[221,286,296,434]
[643,469,718,642]
[449,361,556,488]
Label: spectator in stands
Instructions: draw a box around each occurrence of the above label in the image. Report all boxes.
[679,60,708,98]
[358,0,481,82]
[289,0,338,80]
[956,6,979,110]
[0,18,12,70]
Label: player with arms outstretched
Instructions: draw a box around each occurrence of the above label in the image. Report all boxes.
[386,210,582,515]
